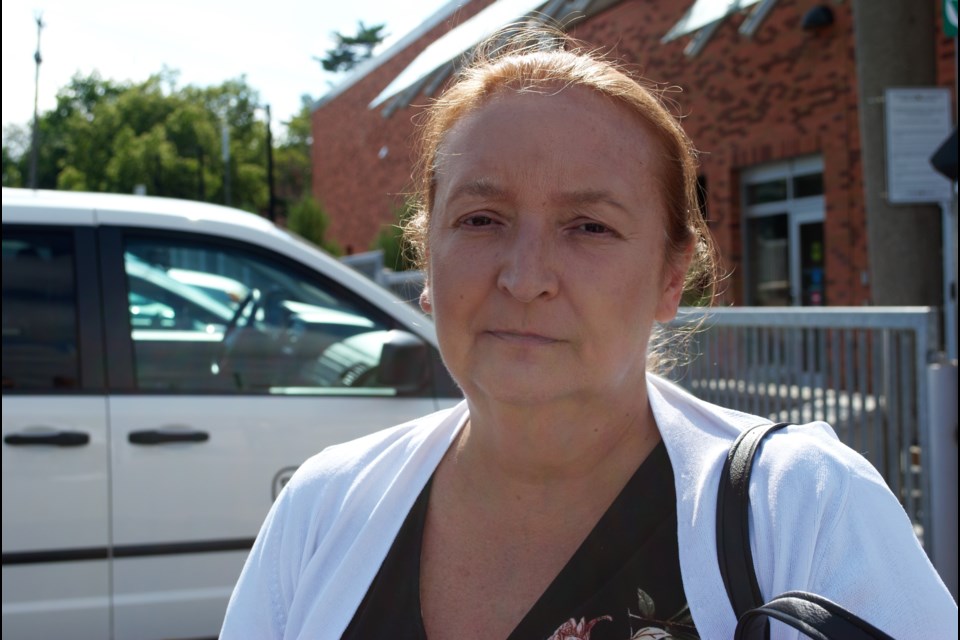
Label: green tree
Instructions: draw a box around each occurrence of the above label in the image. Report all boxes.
[273,95,315,220]
[286,194,341,255]
[2,124,29,187]
[28,72,125,190]
[315,22,387,73]
[8,71,271,215]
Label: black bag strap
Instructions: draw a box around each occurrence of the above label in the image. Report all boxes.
[733,591,896,640]
[716,421,791,618]
[717,423,897,640]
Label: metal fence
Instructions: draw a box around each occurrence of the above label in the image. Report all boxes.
[664,306,943,548]
[340,254,956,582]
[340,250,425,307]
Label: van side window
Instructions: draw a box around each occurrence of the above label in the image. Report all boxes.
[122,237,425,396]
[1,231,80,391]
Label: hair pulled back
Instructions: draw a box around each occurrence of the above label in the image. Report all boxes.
[404,26,718,367]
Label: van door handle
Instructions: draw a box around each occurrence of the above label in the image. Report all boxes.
[4,431,90,447]
[128,429,210,445]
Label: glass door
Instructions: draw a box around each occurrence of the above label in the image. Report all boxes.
[746,213,790,305]
[796,217,826,306]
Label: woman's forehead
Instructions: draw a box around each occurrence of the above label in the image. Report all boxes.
[433,87,664,198]
[441,85,659,151]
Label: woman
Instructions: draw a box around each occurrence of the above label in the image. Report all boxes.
[221,32,956,639]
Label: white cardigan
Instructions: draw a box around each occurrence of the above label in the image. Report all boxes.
[221,375,957,639]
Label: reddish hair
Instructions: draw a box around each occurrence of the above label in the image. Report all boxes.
[405,27,716,304]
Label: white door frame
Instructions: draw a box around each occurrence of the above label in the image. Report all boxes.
[741,155,825,307]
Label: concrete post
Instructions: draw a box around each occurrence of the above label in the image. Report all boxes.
[926,360,958,600]
[852,0,944,305]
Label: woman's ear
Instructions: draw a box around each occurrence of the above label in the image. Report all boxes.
[419,280,433,315]
[655,240,695,323]
[418,245,432,314]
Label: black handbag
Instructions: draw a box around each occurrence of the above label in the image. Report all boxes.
[716,422,896,640]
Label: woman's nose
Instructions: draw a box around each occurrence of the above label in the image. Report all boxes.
[496,227,559,303]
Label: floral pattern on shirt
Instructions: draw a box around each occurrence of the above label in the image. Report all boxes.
[628,589,699,640]
[548,616,612,640]
[546,589,699,640]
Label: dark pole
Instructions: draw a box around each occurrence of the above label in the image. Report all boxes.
[265,104,276,222]
[197,146,205,200]
[29,13,44,190]
[221,120,231,206]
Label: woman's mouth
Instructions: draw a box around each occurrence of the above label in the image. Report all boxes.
[486,330,559,345]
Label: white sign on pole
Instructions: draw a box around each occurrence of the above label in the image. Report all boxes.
[884,88,953,204]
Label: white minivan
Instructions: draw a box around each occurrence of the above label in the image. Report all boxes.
[1,188,460,639]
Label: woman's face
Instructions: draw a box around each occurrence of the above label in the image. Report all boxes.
[424,86,689,407]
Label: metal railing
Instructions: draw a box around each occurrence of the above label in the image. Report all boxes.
[340,250,424,307]
[339,256,956,579]
[664,306,943,548]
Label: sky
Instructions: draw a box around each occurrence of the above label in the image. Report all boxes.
[1,0,457,134]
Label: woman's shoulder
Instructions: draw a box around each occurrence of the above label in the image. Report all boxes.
[648,373,871,481]
[748,423,956,635]
[728,419,883,510]
[249,401,469,591]
[285,401,469,498]
[648,373,780,442]
[647,375,956,635]
[649,372,891,525]
[221,402,470,638]
[745,421,878,516]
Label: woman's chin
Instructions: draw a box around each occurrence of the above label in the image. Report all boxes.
[458,368,585,407]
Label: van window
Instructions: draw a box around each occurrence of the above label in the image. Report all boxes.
[1,231,80,391]
[122,237,413,395]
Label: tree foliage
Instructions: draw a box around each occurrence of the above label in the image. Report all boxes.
[1,124,27,187]
[273,95,314,211]
[371,200,417,271]
[316,22,386,73]
[286,194,341,255]
[2,71,271,215]
[1,70,342,250]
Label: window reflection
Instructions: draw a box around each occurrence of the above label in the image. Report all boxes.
[122,237,414,396]
[1,232,80,390]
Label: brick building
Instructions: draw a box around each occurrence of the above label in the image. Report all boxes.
[312,0,957,310]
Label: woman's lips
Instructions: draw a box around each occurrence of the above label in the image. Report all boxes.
[485,330,559,345]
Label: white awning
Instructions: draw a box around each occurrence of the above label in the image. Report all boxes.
[367,0,770,113]
[315,0,466,109]
[661,0,762,42]
[370,0,549,108]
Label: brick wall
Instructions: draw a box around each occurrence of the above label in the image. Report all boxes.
[312,0,956,304]
[311,0,497,256]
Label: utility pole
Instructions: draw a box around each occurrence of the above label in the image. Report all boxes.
[265,104,276,222]
[221,119,231,206]
[29,12,44,190]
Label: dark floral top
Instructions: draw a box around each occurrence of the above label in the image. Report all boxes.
[342,442,699,640]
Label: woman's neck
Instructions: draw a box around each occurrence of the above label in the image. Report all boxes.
[445,387,662,508]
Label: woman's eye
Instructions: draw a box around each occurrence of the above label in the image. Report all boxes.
[461,214,494,227]
[579,221,611,234]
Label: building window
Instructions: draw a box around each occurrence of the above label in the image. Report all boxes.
[742,155,825,306]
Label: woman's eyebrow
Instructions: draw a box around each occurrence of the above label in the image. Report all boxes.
[445,182,628,213]
[446,178,508,202]
[555,189,628,212]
